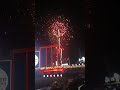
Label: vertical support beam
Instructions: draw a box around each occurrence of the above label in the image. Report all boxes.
[46,48,47,67]
[11,48,34,90]
[56,47,58,66]
[12,50,14,90]
[26,50,29,90]
[40,44,59,67]
[61,48,62,64]
[40,48,42,68]
[51,47,53,67]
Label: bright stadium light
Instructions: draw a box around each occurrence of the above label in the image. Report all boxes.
[61,63,68,66]
[47,75,49,77]
[82,57,85,62]
[50,75,52,77]
[35,55,39,66]
[78,57,85,65]
[60,74,62,77]
[75,64,77,66]
[79,57,85,61]
[56,61,58,66]
[57,74,59,77]
[43,75,45,77]
[53,74,55,77]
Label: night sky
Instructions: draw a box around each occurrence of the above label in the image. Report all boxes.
[35,0,85,63]
[85,0,120,87]
[0,0,35,59]
[94,0,120,72]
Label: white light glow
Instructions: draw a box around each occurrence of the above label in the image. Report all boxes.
[57,74,59,77]
[35,55,39,66]
[82,57,85,61]
[47,75,49,77]
[50,75,52,77]
[56,61,58,66]
[43,75,45,77]
[75,64,77,66]
[61,63,68,66]
[79,57,85,62]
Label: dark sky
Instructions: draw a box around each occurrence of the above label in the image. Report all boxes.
[95,1,120,70]
[0,0,34,59]
[85,0,120,87]
[35,0,85,62]
[0,0,34,48]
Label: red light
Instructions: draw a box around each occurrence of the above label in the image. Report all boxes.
[40,68,64,74]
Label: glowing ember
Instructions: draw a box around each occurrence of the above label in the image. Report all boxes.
[35,14,73,45]
[51,21,67,38]
[47,15,73,45]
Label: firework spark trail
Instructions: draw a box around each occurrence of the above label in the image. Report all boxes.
[47,15,73,45]
[51,21,67,38]
[35,14,73,46]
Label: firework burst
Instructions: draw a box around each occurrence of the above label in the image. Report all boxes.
[36,13,73,46]
[47,15,73,45]
[51,21,67,38]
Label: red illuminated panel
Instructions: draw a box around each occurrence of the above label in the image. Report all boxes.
[40,68,64,74]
